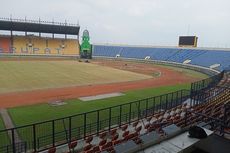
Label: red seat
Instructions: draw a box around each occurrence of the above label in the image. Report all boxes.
[85,136,93,144]
[147,127,154,133]
[106,146,114,152]
[68,140,77,152]
[99,139,107,148]
[83,144,92,152]
[84,149,94,153]
[146,117,152,123]
[133,131,139,139]
[48,147,56,153]
[101,142,113,152]
[110,128,117,136]
[106,141,113,148]
[121,124,128,131]
[99,132,107,139]
[112,133,119,141]
[145,123,150,130]
[92,146,100,153]
[122,130,129,138]
[100,144,108,151]
[113,139,121,145]
[136,126,142,134]
[132,121,139,128]
[124,133,133,141]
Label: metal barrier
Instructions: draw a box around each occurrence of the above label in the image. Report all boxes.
[190,71,225,105]
[0,67,226,153]
[0,90,190,153]
[185,101,230,136]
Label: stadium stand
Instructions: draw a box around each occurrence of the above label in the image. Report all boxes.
[1,17,229,153]
[191,50,230,70]
[59,71,229,153]
[0,70,229,153]
[0,35,80,55]
[32,37,47,54]
[166,49,207,63]
[63,39,80,55]
[0,36,11,53]
[46,38,62,54]
[93,45,230,71]
[12,36,29,53]
[0,17,80,56]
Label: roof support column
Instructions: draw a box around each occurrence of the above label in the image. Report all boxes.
[10,30,13,51]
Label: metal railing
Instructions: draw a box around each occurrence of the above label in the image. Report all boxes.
[185,102,230,136]
[190,71,225,105]
[0,90,190,153]
[0,17,79,27]
[0,70,226,153]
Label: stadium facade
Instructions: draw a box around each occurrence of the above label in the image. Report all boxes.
[0,18,230,153]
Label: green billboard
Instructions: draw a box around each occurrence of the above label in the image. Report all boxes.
[80,30,92,59]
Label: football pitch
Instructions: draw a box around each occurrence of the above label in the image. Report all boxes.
[0,59,208,149]
[0,60,151,93]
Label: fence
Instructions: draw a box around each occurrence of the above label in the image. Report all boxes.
[190,71,225,106]
[0,70,226,153]
[185,101,230,136]
[0,90,190,153]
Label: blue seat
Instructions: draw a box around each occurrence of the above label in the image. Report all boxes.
[93,45,230,71]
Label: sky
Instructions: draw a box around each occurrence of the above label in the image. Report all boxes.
[1,0,230,48]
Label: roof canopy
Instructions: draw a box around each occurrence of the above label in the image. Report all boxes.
[0,18,80,35]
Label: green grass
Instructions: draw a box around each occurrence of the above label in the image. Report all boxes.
[0,60,151,93]
[0,116,5,130]
[0,60,209,150]
[5,83,191,150]
[0,116,11,147]
[156,64,209,79]
[8,83,190,126]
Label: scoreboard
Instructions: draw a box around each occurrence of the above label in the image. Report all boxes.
[178,36,198,47]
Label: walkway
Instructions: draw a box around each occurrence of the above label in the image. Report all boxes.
[0,108,21,143]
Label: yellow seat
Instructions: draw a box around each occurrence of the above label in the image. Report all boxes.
[12,36,80,55]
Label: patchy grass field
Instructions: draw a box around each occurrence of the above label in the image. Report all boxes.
[0,61,151,93]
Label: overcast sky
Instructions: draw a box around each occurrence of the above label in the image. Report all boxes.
[1,0,230,48]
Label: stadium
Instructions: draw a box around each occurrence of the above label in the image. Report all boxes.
[0,8,230,153]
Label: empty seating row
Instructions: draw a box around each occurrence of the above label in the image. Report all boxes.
[46,102,191,153]
[0,35,80,55]
[47,72,229,153]
[93,45,230,71]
